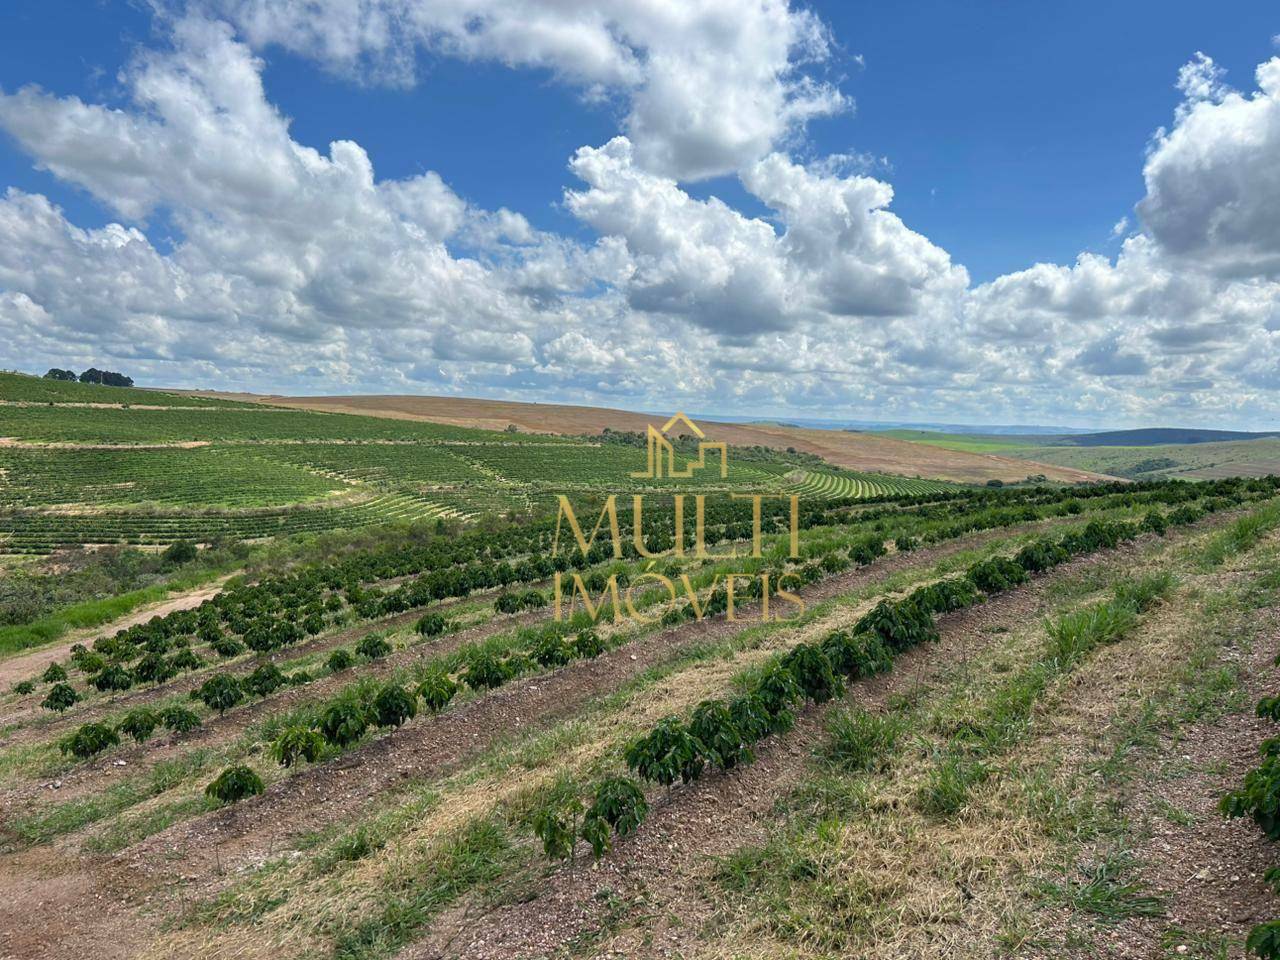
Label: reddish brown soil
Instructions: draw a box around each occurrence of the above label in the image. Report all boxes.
[0,579,231,691]
[1058,616,1280,958]
[414,543,1155,960]
[111,529,992,891]
[0,603,555,811]
[176,391,1108,485]
[0,515,1254,960]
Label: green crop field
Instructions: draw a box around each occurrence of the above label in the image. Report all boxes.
[786,467,953,500]
[0,370,260,408]
[0,380,963,555]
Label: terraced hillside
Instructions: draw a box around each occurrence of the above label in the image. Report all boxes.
[186,391,1109,484]
[0,373,964,555]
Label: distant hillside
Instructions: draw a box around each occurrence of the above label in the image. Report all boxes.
[1049,427,1280,447]
[999,437,1280,480]
[173,391,1112,485]
[0,371,261,409]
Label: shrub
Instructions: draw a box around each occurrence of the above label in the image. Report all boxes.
[1140,510,1169,536]
[689,699,749,770]
[162,540,198,565]
[41,662,67,683]
[532,795,582,861]
[582,776,648,858]
[41,682,80,712]
[12,679,35,695]
[210,635,245,658]
[752,660,804,734]
[1013,539,1070,573]
[416,668,459,713]
[205,765,264,805]
[158,705,201,733]
[910,578,980,615]
[462,650,511,690]
[726,693,773,744]
[966,556,1029,594]
[1246,920,1280,960]
[355,634,392,660]
[822,630,892,680]
[319,698,369,747]
[1221,739,1280,840]
[59,722,120,759]
[894,535,919,553]
[1259,696,1280,723]
[70,649,106,674]
[625,716,705,786]
[116,708,160,744]
[414,613,449,637]
[371,683,417,730]
[170,648,205,672]
[494,593,522,614]
[327,648,355,672]
[848,534,888,566]
[531,631,572,667]
[134,652,177,685]
[572,629,606,659]
[780,643,843,704]
[271,726,325,767]
[192,674,244,714]
[90,664,134,692]
[856,598,938,651]
[243,663,286,697]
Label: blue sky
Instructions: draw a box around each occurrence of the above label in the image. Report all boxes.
[3,0,1274,281]
[1,1,1279,428]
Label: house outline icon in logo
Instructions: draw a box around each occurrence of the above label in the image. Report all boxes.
[630,412,728,479]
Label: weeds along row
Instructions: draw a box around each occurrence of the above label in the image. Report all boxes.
[81,500,1271,841]
[0,488,1230,853]
[9,478,1255,737]
[1218,505,1280,960]
[523,511,1201,863]
[158,497,1238,960]
[0,497,1085,797]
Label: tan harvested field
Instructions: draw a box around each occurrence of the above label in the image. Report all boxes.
[178,391,1111,484]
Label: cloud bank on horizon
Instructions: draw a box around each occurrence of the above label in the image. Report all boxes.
[0,1,1278,428]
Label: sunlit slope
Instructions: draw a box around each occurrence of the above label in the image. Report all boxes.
[195,392,1108,484]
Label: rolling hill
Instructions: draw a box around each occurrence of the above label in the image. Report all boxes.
[181,392,1108,485]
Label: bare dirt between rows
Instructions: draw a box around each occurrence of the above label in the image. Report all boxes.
[414,538,1159,960]
[1059,611,1280,957]
[0,578,233,692]
[0,516,1041,810]
[0,580,545,746]
[0,602,554,810]
[113,527,991,885]
[0,514,1215,960]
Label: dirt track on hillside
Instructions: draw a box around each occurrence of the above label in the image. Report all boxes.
[173,391,1109,485]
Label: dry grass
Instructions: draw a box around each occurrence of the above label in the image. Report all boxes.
[140,583,910,960]
[181,391,1109,484]
[690,528,1280,960]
